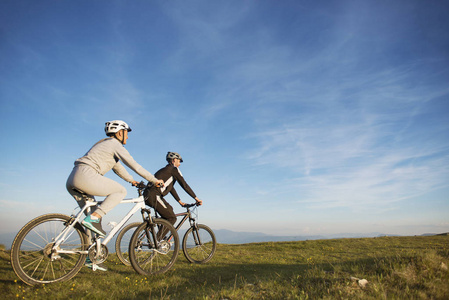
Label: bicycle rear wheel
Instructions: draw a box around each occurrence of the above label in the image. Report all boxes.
[128,218,179,275]
[115,222,141,266]
[182,224,216,264]
[11,213,88,285]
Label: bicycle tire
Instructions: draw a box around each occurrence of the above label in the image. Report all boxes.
[182,224,216,264]
[128,218,179,275]
[11,213,88,285]
[115,222,141,266]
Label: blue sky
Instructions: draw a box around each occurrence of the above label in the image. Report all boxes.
[1,0,448,240]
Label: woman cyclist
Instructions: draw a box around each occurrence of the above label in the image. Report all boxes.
[66,120,164,239]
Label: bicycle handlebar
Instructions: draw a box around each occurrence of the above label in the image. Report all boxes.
[135,181,147,189]
[135,182,199,209]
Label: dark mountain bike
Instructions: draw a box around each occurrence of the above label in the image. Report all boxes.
[175,203,216,264]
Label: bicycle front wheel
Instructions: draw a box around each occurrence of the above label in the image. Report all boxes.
[128,218,179,275]
[182,224,216,264]
[11,213,88,285]
[115,222,141,266]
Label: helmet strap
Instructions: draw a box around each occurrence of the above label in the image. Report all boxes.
[114,130,125,145]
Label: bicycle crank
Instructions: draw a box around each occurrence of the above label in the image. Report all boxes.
[156,240,172,255]
[88,244,109,264]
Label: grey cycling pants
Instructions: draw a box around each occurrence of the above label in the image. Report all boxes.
[66,164,127,217]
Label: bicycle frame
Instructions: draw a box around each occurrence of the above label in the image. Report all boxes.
[173,205,210,255]
[174,211,192,231]
[53,194,147,256]
[160,205,199,245]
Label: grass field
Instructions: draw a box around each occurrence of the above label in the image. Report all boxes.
[1,235,448,299]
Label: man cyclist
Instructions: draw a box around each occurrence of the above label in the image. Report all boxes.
[66,120,163,243]
[144,152,202,229]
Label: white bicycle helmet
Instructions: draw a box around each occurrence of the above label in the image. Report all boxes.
[166,152,183,162]
[105,120,132,136]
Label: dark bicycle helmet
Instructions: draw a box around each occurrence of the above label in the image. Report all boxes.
[166,152,183,162]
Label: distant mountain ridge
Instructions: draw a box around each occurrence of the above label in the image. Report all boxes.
[1,230,446,250]
[213,229,326,244]
[211,229,430,244]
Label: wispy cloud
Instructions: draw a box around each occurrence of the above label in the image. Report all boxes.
[245,62,449,210]
[155,3,449,215]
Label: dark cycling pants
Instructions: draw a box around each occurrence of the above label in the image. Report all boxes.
[144,187,177,226]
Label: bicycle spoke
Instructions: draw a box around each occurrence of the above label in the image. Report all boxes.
[182,225,216,264]
[11,214,87,285]
[129,219,179,275]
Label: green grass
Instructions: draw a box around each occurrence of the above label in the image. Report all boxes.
[1,235,448,299]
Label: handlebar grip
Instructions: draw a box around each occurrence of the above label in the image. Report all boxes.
[136,181,146,189]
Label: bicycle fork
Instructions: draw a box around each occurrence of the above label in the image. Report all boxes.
[139,210,171,255]
[191,224,203,246]
[140,210,160,249]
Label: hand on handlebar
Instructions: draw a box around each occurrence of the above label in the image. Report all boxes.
[195,198,203,206]
[155,179,164,188]
[132,181,148,189]
[181,199,203,208]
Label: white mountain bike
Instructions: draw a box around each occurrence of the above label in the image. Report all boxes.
[10,182,179,286]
